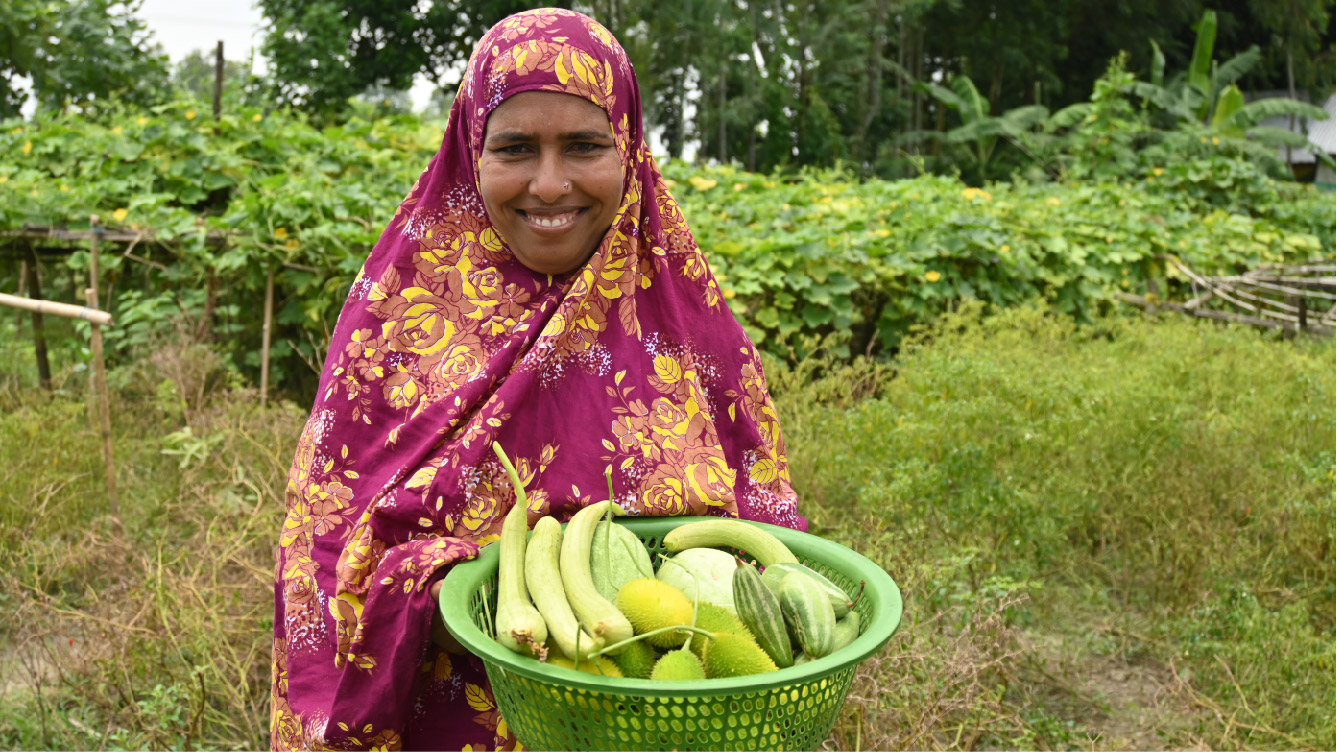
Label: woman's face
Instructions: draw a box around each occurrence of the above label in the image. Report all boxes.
[479,91,625,276]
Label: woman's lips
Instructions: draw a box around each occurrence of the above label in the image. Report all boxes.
[519,208,585,232]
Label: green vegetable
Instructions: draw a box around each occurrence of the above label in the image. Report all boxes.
[761,561,853,618]
[525,516,602,660]
[559,500,635,654]
[831,611,861,653]
[732,558,793,668]
[491,442,547,655]
[662,519,798,566]
[779,572,836,659]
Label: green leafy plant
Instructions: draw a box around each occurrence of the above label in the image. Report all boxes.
[1,100,1331,385]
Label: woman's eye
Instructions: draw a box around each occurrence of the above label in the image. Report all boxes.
[496,144,530,155]
[569,142,603,154]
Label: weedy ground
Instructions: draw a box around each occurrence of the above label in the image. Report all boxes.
[1,305,1332,750]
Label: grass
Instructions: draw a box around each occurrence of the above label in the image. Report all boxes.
[0,306,1332,750]
[776,305,1334,749]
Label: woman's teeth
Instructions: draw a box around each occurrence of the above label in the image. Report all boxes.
[526,211,579,228]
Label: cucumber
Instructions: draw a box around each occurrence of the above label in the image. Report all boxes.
[761,562,853,618]
[662,519,798,566]
[831,611,861,653]
[779,572,835,659]
[732,558,793,668]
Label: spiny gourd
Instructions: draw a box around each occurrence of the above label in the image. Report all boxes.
[689,602,753,658]
[702,631,777,678]
[610,638,657,679]
[616,578,695,648]
[548,656,624,677]
[650,649,707,681]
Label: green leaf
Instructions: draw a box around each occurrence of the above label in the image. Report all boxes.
[1210,85,1246,134]
[1211,46,1262,94]
[1149,39,1166,88]
[801,303,832,328]
[1188,10,1218,102]
[1226,99,1330,131]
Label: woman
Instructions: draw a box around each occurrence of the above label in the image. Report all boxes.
[272,9,801,750]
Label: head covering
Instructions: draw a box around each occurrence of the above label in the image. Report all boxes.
[272,8,801,749]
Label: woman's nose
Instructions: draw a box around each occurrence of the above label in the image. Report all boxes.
[529,153,571,203]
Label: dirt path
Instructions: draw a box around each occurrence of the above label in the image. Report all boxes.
[1023,631,1211,750]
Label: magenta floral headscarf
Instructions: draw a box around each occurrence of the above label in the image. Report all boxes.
[272,8,801,750]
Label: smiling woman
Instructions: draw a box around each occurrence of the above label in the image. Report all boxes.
[479,91,625,275]
[271,8,803,751]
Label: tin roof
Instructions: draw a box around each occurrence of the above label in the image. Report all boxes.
[1308,91,1336,155]
[1255,90,1335,163]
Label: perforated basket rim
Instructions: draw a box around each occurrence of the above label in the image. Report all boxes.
[438,516,902,697]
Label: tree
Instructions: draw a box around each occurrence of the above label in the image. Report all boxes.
[171,49,252,103]
[0,0,169,118]
[259,0,530,119]
[1217,0,1334,99]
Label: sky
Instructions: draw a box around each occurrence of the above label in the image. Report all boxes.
[139,0,267,70]
[137,0,438,109]
[135,2,677,154]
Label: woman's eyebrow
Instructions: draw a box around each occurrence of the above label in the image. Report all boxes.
[485,130,532,145]
[485,129,613,145]
[559,130,614,141]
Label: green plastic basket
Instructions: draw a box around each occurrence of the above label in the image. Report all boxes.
[438,516,902,751]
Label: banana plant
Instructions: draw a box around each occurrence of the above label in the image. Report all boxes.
[899,73,1049,180]
[1127,10,1327,151]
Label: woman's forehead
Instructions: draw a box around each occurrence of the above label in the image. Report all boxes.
[485,91,612,136]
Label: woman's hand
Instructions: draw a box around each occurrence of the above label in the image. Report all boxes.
[429,580,468,654]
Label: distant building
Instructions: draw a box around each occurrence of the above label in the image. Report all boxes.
[1310,92,1336,184]
[1253,89,1336,185]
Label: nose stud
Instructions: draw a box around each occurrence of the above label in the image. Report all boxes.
[563,181,571,191]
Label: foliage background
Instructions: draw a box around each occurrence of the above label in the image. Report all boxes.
[0,94,1331,394]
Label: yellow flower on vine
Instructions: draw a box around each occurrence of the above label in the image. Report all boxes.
[924,270,942,283]
[22,140,32,155]
[112,208,129,223]
[253,113,263,122]
[1152,167,1164,176]
[275,227,289,240]
[185,110,197,120]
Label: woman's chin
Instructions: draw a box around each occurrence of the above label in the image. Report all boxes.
[515,248,594,277]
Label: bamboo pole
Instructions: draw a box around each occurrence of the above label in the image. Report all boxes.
[213,40,225,126]
[0,292,113,326]
[0,227,227,244]
[260,267,274,407]
[85,216,119,517]
[21,246,52,389]
[1115,292,1335,337]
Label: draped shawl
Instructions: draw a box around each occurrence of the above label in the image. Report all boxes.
[272,9,801,750]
